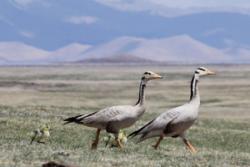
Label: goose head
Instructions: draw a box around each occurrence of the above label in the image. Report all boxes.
[195,67,215,76]
[141,71,162,81]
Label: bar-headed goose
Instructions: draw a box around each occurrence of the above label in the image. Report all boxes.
[64,71,162,149]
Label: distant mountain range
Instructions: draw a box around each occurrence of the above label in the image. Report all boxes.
[0,35,249,65]
[81,35,233,64]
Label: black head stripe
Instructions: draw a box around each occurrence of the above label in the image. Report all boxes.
[144,72,150,75]
[198,67,206,71]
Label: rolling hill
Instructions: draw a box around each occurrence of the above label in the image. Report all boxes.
[0,42,50,64]
[0,42,91,65]
[45,43,92,63]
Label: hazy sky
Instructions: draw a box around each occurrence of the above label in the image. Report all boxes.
[11,0,250,17]
[1,0,250,50]
[96,0,250,16]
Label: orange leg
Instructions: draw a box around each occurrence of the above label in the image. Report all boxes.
[113,132,123,149]
[91,129,101,150]
[183,138,197,153]
[115,137,124,149]
[152,135,164,150]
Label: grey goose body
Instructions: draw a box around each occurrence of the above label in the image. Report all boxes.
[75,104,145,132]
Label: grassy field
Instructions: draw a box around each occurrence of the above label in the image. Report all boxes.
[0,64,249,167]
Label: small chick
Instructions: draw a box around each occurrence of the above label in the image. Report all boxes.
[103,130,127,147]
[30,124,50,144]
[118,130,127,145]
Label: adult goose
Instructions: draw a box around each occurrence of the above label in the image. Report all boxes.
[64,71,162,149]
[129,67,215,153]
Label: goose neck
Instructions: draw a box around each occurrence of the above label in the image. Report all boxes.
[135,80,146,106]
[190,74,200,101]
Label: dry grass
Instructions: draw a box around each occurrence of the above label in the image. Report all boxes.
[0,64,249,167]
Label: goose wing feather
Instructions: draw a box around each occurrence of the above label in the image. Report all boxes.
[129,104,188,140]
[80,105,138,124]
[135,102,199,141]
[143,107,181,133]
